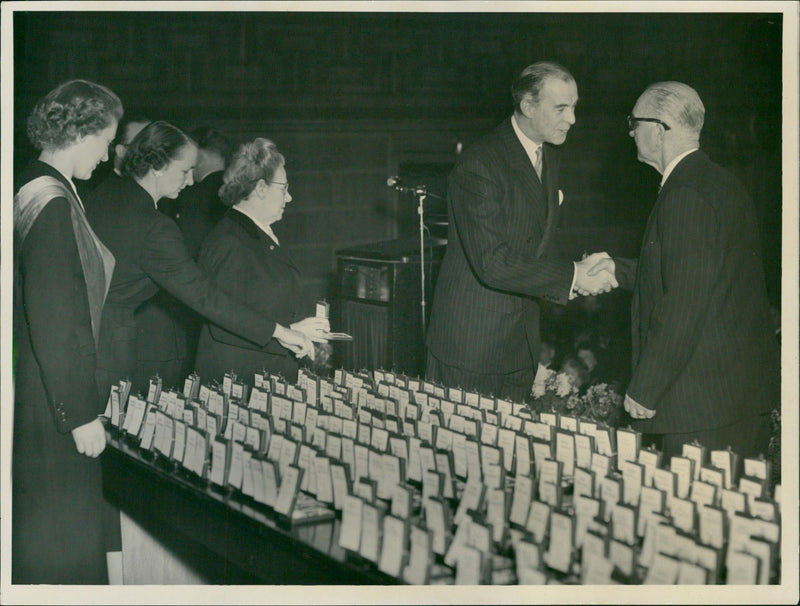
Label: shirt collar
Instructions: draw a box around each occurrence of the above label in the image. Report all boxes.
[661,148,699,187]
[233,203,280,246]
[511,114,542,170]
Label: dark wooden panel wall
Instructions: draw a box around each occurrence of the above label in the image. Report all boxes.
[13,11,782,309]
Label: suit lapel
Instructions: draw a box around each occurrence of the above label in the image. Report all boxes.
[535,144,560,257]
[228,208,301,273]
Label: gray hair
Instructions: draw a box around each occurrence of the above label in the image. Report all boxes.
[642,81,705,136]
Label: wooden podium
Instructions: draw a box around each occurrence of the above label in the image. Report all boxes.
[335,237,445,377]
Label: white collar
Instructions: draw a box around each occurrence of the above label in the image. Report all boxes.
[511,114,542,170]
[234,204,280,246]
[661,148,699,187]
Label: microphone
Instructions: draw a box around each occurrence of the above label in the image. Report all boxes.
[387,176,441,198]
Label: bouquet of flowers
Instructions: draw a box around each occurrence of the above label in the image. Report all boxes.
[529,368,623,427]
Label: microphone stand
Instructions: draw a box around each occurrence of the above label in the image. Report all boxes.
[414,187,428,338]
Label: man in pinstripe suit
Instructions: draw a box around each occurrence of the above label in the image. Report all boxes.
[622,81,779,459]
[425,62,617,403]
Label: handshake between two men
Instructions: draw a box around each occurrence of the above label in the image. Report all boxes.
[570,252,618,300]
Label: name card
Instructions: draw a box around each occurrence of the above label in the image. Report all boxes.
[709,448,737,489]
[644,552,680,584]
[725,550,759,585]
[573,466,595,501]
[611,503,636,545]
[677,560,709,585]
[599,476,621,522]
[670,456,694,499]
[486,487,507,544]
[423,496,450,556]
[638,486,665,537]
[407,437,423,482]
[608,539,634,577]
[697,504,725,549]
[330,461,351,511]
[455,546,485,585]
[274,464,303,516]
[682,443,705,481]
[532,440,553,479]
[555,430,575,477]
[509,474,534,528]
[620,460,643,506]
[690,480,717,509]
[378,515,408,577]
[227,440,245,490]
[171,420,186,463]
[573,495,601,549]
[670,497,696,534]
[543,510,573,573]
[525,501,550,544]
[574,433,593,471]
[339,495,364,552]
[307,454,330,503]
[497,428,516,472]
[593,426,615,457]
[391,484,413,520]
[359,502,384,563]
[404,525,433,585]
[581,551,613,585]
[454,478,485,526]
[515,539,545,585]
[743,457,770,483]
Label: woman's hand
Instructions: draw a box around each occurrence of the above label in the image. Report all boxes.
[71,418,107,458]
[290,316,331,343]
[274,324,316,360]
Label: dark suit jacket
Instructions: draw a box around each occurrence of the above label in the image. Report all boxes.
[194,209,303,383]
[84,174,275,398]
[132,172,227,388]
[426,118,575,375]
[628,150,779,434]
[12,161,108,583]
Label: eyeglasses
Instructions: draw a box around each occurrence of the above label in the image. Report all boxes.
[627,115,671,131]
[270,181,290,193]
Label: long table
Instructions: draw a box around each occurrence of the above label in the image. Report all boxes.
[101,436,399,585]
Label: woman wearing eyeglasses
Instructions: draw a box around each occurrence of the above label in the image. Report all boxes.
[194,138,329,384]
[85,124,316,401]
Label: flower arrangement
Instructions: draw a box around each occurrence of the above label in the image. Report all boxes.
[529,369,624,427]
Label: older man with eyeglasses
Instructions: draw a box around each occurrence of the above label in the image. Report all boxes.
[618,81,779,459]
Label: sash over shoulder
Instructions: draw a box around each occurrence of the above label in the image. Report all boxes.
[14,175,115,346]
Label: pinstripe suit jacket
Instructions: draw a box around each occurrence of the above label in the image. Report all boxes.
[426,118,574,374]
[628,150,779,434]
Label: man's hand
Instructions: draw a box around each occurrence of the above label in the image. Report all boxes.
[290,316,331,343]
[572,252,618,298]
[274,324,316,361]
[624,394,656,420]
[71,418,107,458]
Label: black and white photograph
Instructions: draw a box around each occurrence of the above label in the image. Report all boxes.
[1,1,797,604]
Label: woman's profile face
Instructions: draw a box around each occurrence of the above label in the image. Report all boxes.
[72,121,118,181]
[157,143,198,199]
[259,165,292,225]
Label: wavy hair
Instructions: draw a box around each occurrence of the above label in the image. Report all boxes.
[26,79,123,150]
[122,120,195,179]
[511,61,575,112]
[218,138,285,207]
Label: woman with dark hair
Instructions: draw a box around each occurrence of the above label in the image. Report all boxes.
[85,121,315,400]
[13,79,122,583]
[195,138,330,384]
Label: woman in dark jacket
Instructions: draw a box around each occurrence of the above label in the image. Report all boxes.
[85,122,315,400]
[13,79,122,583]
[195,138,329,384]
